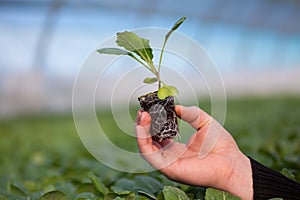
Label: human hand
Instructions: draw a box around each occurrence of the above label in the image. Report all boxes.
[135,105,253,200]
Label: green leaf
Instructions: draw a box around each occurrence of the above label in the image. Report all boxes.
[97,47,149,70]
[185,186,206,199]
[157,86,171,100]
[136,194,152,200]
[165,16,187,40]
[134,175,163,199]
[157,85,178,100]
[76,183,97,194]
[111,186,132,195]
[116,31,153,64]
[88,172,108,196]
[75,192,98,200]
[162,186,189,200]
[134,175,163,194]
[97,48,130,56]
[137,191,156,200]
[143,77,158,84]
[205,188,240,200]
[281,168,296,181]
[112,178,135,192]
[156,192,164,200]
[40,190,67,200]
[166,85,179,96]
[105,192,135,200]
[8,183,27,197]
[113,197,125,200]
[158,16,186,74]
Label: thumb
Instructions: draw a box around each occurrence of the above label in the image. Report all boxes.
[175,105,212,130]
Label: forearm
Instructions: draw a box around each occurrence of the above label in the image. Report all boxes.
[221,154,300,200]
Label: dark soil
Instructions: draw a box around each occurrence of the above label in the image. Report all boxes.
[138,91,179,142]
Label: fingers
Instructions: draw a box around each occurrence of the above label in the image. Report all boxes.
[175,105,221,154]
[135,110,173,151]
[135,110,155,152]
[135,110,184,170]
[135,111,166,168]
[175,105,212,131]
[136,110,151,126]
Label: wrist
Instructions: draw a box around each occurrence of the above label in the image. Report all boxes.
[222,152,253,200]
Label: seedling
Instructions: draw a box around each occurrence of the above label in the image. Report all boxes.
[97,16,186,141]
[97,16,186,99]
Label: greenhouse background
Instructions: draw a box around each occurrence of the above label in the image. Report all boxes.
[1,1,300,198]
[0,0,299,116]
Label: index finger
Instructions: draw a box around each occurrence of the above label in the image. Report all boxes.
[175,105,212,130]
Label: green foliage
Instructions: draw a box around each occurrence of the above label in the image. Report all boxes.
[97,48,130,56]
[88,172,108,196]
[281,168,296,181]
[161,186,190,200]
[116,31,154,64]
[157,85,179,100]
[97,17,186,100]
[0,97,299,199]
[143,77,158,84]
[205,188,240,200]
[165,16,187,41]
[40,190,66,200]
[158,16,186,74]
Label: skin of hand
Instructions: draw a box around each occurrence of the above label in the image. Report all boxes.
[135,105,253,200]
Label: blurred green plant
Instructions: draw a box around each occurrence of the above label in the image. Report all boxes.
[0,97,299,199]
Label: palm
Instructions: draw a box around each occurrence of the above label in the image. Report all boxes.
[157,127,239,186]
[136,105,240,187]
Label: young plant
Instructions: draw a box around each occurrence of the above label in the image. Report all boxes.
[97,16,186,100]
[97,17,186,141]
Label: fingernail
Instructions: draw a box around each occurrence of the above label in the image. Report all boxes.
[136,110,143,125]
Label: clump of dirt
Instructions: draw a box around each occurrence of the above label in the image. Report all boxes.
[138,91,179,142]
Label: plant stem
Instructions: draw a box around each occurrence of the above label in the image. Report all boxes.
[148,62,162,89]
[134,54,162,89]
[156,72,162,89]
[130,54,152,71]
[158,39,167,75]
